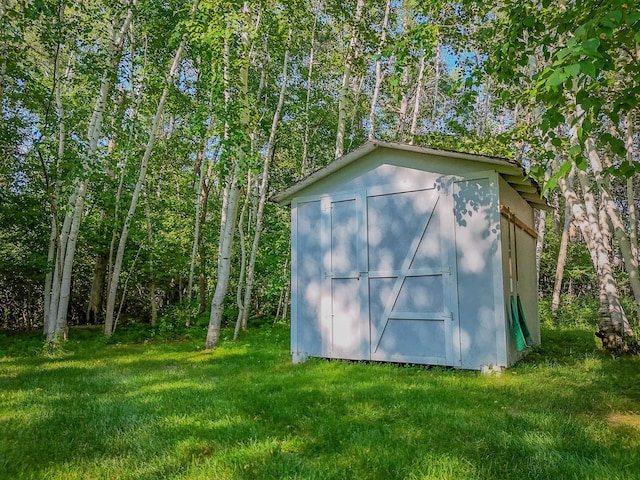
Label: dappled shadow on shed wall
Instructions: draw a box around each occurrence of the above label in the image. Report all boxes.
[448,176,503,368]
[294,173,507,369]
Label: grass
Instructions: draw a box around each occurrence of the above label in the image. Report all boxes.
[1,322,639,480]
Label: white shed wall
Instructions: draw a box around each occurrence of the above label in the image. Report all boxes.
[288,148,540,369]
[453,173,507,368]
[498,177,540,366]
[292,149,519,200]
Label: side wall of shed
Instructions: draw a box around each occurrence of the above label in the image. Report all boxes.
[453,172,507,369]
[498,177,541,366]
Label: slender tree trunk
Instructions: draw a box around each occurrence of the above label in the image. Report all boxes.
[335,0,365,159]
[282,276,290,322]
[301,8,318,174]
[368,0,391,140]
[44,218,57,332]
[206,171,241,349]
[206,2,253,350]
[47,191,75,340]
[0,0,6,111]
[409,54,426,144]
[599,191,614,261]
[234,173,252,339]
[551,202,571,313]
[626,114,638,266]
[85,96,124,325]
[535,210,546,285]
[397,66,410,138]
[144,192,158,326]
[347,75,364,152]
[47,8,134,341]
[188,140,206,303]
[198,160,216,314]
[237,34,291,336]
[626,113,639,318]
[431,35,441,122]
[114,244,143,331]
[104,0,198,336]
[106,149,128,300]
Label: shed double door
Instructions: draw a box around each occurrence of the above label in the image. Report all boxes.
[321,183,461,366]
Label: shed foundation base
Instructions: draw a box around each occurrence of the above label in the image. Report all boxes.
[480,365,504,376]
[292,352,308,364]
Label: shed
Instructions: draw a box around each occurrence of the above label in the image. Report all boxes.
[274,140,548,370]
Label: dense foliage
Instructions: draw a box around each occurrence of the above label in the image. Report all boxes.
[1,0,639,350]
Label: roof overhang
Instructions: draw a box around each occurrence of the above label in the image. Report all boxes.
[273,140,551,210]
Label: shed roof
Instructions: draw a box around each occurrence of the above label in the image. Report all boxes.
[273,140,550,210]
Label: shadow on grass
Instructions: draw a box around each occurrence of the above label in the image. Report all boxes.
[1,324,639,479]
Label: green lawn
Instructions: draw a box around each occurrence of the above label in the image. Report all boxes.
[1,323,639,480]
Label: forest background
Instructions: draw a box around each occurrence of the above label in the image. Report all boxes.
[1,0,639,353]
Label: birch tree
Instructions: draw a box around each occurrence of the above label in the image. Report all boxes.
[368,0,392,140]
[45,2,135,341]
[334,0,365,159]
[235,28,292,338]
[104,0,200,336]
[205,1,257,350]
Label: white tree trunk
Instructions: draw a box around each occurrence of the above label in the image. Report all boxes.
[46,191,75,341]
[237,32,291,336]
[409,54,426,144]
[535,209,546,289]
[206,171,241,349]
[234,173,252,339]
[188,141,207,303]
[431,36,441,122]
[55,179,90,339]
[397,66,410,138]
[335,0,365,159]
[104,3,196,336]
[144,192,158,326]
[551,202,571,313]
[206,1,252,350]
[43,218,57,334]
[301,8,317,174]
[368,0,391,140]
[626,114,638,266]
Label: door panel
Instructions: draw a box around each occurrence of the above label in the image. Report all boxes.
[331,278,366,359]
[323,194,369,359]
[394,275,444,313]
[320,181,460,366]
[330,199,358,274]
[377,319,446,360]
[367,189,435,272]
[368,186,460,366]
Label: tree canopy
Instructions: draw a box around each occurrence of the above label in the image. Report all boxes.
[1,0,639,352]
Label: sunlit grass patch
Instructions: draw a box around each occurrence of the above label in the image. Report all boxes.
[1,322,639,480]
